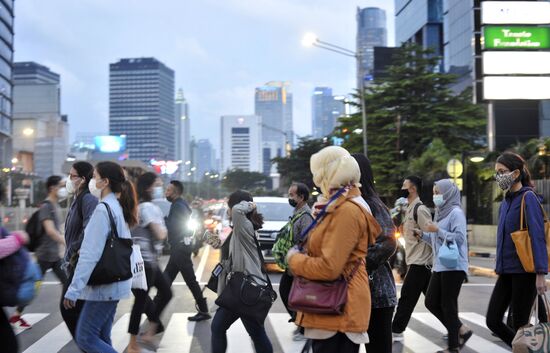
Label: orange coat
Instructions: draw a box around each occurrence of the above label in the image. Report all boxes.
[288,187,381,332]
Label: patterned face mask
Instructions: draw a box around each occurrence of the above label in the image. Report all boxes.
[495,171,516,191]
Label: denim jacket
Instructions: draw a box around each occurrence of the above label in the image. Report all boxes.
[64,193,132,302]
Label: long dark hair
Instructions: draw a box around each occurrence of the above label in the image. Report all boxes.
[496,152,534,188]
[227,190,263,230]
[72,161,94,194]
[96,161,138,227]
[136,172,158,202]
[352,153,385,217]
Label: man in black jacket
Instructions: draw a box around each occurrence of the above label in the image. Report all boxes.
[153,180,210,323]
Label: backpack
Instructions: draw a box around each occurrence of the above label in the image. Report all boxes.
[413,202,434,224]
[25,200,51,252]
[0,228,42,306]
[272,211,309,270]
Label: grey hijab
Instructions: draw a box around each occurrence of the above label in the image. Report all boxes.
[434,179,461,221]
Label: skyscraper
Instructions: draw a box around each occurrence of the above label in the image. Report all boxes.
[12,62,69,178]
[196,139,214,179]
[220,115,262,173]
[175,88,190,163]
[356,7,387,87]
[109,58,175,162]
[0,1,14,168]
[254,81,292,175]
[311,87,346,139]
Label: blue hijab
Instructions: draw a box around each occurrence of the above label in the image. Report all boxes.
[434,179,461,221]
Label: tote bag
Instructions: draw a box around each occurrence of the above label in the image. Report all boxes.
[438,234,459,268]
[511,191,550,273]
[512,294,550,353]
[131,245,147,290]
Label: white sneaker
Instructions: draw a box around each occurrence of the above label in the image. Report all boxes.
[393,332,404,342]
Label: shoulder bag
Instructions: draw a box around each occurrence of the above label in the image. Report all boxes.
[88,202,133,286]
[215,231,277,325]
[512,293,550,353]
[511,191,550,273]
[437,233,459,268]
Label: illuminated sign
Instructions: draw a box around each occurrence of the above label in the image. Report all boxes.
[94,135,126,153]
[483,52,550,75]
[482,2,550,25]
[151,160,181,175]
[483,76,550,100]
[484,26,550,50]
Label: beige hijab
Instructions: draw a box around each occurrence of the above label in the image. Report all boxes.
[310,146,361,197]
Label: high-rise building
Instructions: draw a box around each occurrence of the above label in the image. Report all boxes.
[395,0,444,71]
[12,62,69,178]
[356,7,387,87]
[0,1,14,168]
[109,58,175,162]
[254,81,292,175]
[196,139,214,180]
[220,115,262,173]
[311,87,346,138]
[175,88,190,163]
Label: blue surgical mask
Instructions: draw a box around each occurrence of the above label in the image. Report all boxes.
[433,194,444,207]
[152,186,164,200]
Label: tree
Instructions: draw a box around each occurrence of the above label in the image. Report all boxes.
[409,138,452,182]
[221,169,270,192]
[336,43,486,197]
[273,137,327,190]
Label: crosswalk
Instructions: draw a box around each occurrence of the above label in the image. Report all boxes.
[14,310,511,353]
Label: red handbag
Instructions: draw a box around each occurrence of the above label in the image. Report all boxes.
[288,259,362,315]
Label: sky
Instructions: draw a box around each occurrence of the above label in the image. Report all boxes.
[14,0,395,156]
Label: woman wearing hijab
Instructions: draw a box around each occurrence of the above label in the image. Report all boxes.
[421,179,472,353]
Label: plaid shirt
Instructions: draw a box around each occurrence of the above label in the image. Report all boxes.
[292,204,314,244]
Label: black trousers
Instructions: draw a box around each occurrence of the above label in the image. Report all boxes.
[132,263,172,331]
[486,273,539,347]
[424,271,466,349]
[19,259,67,313]
[59,271,85,344]
[392,264,432,333]
[279,271,296,321]
[1,308,17,353]
[153,246,203,314]
[365,306,394,353]
[312,332,359,353]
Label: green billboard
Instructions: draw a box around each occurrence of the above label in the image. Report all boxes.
[484,26,550,50]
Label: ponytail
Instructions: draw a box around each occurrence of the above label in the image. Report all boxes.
[96,161,138,227]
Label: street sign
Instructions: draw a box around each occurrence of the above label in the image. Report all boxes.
[451,178,463,191]
[482,51,550,75]
[482,1,550,25]
[447,159,463,178]
[483,26,550,50]
[483,76,550,100]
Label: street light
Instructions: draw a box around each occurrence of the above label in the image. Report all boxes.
[22,128,34,137]
[302,32,368,155]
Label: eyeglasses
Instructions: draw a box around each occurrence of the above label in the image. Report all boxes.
[68,174,81,180]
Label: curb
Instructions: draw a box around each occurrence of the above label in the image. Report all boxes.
[469,251,495,258]
[469,265,497,278]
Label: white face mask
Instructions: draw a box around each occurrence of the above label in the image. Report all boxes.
[57,187,68,200]
[433,194,444,207]
[66,176,81,194]
[152,186,164,200]
[89,178,103,199]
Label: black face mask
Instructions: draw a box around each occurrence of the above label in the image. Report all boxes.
[399,189,410,199]
[288,198,298,208]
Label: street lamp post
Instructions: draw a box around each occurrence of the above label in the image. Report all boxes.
[302,33,368,156]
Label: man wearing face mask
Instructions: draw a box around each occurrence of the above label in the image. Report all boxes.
[150,180,210,324]
[391,175,433,342]
[10,175,68,329]
[280,182,313,341]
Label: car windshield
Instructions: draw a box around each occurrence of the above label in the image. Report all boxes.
[256,202,293,222]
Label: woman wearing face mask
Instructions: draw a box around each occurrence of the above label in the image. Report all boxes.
[63,161,138,353]
[421,179,471,353]
[486,152,547,347]
[127,172,172,353]
[59,161,98,343]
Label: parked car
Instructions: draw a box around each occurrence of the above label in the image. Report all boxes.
[254,197,294,263]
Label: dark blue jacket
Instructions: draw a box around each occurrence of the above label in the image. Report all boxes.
[166,198,192,247]
[496,186,548,274]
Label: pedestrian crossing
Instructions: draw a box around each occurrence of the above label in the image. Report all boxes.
[15,311,511,353]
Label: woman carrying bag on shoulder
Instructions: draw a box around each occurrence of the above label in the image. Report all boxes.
[420,179,471,353]
[486,152,548,347]
[63,161,138,353]
[286,146,381,353]
[211,190,273,353]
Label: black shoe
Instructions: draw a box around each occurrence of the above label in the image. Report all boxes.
[188,312,211,321]
[459,329,473,348]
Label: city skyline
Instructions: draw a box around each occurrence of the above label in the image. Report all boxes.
[13,0,395,156]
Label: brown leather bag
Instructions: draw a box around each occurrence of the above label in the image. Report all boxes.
[288,259,362,315]
[511,191,550,273]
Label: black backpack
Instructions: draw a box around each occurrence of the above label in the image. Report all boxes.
[25,200,51,252]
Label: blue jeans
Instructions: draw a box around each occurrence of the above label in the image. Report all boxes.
[76,300,118,353]
[211,307,273,353]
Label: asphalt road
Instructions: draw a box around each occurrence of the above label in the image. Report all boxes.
[7,247,511,353]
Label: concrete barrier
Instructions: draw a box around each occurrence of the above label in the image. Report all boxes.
[469,224,497,248]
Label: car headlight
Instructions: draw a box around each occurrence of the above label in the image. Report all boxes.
[187,219,199,232]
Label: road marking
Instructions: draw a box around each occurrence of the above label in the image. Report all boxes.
[14,314,49,335]
[227,318,255,352]
[413,312,509,352]
[22,322,71,353]
[157,313,195,353]
[403,327,443,352]
[460,312,489,330]
[268,313,308,353]
[194,246,210,282]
